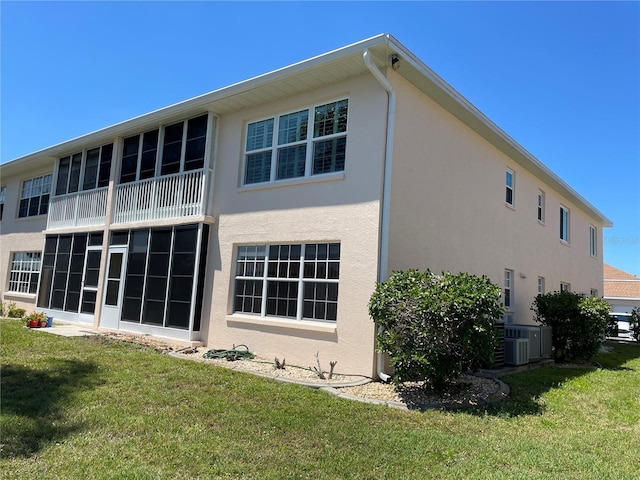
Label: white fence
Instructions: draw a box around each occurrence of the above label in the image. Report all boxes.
[47,187,108,230]
[113,169,205,224]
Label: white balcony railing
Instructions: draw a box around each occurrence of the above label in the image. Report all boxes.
[47,187,108,230]
[113,169,205,224]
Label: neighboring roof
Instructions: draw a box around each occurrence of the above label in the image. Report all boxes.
[604,263,640,299]
[1,34,612,227]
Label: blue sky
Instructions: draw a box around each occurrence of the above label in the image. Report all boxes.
[2,1,639,276]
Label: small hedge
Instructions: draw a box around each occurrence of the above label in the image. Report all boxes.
[532,291,610,362]
[369,270,503,389]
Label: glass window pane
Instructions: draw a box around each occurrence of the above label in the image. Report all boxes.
[313,100,348,138]
[83,148,100,190]
[276,145,306,180]
[56,157,71,195]
[244,152,272,184]
[312,137,346,175]
[246,119,274,151]
[278,110,308,145]
[98,144,113,188]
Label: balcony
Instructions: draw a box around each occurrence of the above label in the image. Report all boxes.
[47,187,108,230]
[113,169,205,225]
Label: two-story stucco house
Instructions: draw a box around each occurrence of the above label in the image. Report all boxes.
[0,34,611,377]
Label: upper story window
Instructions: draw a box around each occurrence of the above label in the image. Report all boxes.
[560,282,571,292]
[589,225,597,257]
[560,205,570,243]
[0,186,5,220]
[120,114,208,184]
[537,190,545,223]
[18,174,52,218]
[590,288,598,297]
[537,276,545,295]
[243,99,348,185]
[56,144,113,196]
[505,169,514,206]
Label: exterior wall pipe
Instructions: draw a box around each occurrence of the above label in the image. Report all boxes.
[363,49,394,383]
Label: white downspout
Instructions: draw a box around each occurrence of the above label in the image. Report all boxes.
[363,49,395,383]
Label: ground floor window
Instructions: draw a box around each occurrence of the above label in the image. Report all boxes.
[117,224,208,330]
[234,242,340,322]
[9,252,41,294]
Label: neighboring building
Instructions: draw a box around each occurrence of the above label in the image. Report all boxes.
[604,263,640,313]
[0,34,612,377]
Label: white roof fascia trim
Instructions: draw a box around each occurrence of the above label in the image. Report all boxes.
[5,34,390,165]
[383,34,613,227]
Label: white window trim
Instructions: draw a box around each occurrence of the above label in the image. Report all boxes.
[537,190,545,224]
[560,205,570,244]
[537,276,545,296]
[233,242,340,323]
[505,169,515,208]
[590,288,598,297]
[241,98,349,187]
[589,225,597,257]
[8,251,42,294]
[504,269,514,311]
[18,174,52,218]
[560,282,571,293]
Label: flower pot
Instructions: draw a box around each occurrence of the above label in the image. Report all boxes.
[39,320,47,328]
[28,319,39,328]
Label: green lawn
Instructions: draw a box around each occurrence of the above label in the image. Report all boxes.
[1,318,639,479]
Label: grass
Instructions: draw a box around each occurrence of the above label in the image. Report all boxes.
[1,318,639,479]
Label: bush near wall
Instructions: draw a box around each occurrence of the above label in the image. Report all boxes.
[531,291,610,362]
[630,307,640,343]
[369,270,503,389]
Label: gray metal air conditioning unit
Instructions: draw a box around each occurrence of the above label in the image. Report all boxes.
[504,338,529,366]
[539,325,552,358]
[505,325,544,360]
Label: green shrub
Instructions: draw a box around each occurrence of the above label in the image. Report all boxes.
[531,291,610,362]
[7,302,26,319]
[369,270,503,389]
[630,307,640,343]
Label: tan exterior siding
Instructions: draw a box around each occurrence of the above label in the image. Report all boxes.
[1,163,51,312]
[203,75,388,376]
[385,71,605,324]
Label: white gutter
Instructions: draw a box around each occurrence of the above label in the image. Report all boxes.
[363,49,394,383]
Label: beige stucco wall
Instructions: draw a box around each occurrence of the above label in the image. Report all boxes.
[202,74,388,376]
[385,71,605,325]
[1,162,51,313]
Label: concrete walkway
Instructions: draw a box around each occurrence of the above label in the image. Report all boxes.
[28,323,98,337]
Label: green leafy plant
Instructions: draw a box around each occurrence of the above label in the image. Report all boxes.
[369,270,503,389]
[532,291,610,362]
[203,344,255,361]
[7,302,26,319]
[630,307,640,342]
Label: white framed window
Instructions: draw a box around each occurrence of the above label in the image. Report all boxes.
[560,205,570,242]
[56,143,113,195]
[537,190,545,223]
[505,169,514,206]
[9,252,42,294]
[589,225,597,257]
[18,174,52,218]
[590,288,598,297]
[560,282,571,293]
[234,242,340,322]
[243,99,348,185]
[0,186,5,221]
[504,269,513,310]
[537,276,545,295]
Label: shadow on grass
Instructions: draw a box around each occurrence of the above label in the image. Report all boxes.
[1,359,99,458]
[473,341,640,418]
